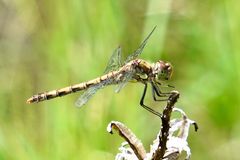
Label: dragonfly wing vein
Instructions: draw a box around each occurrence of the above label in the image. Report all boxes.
[104,46,122,74]
[75,84,102,108]
[125,26,156,63]
[115,71,134,93]
[75,78,114,108]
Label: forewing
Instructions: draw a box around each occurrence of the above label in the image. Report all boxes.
[104,46,122,74]
[125,26,156,63]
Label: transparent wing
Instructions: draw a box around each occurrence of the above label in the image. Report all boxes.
[75,71,133,108]
[114,70,134,93]
[125,26,156,63]
[75,79,113,108]
[76,47,124,108]
[75,84,103,108]
[104,46,122,74]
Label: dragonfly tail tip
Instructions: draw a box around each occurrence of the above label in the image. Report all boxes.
[26,98,33,104]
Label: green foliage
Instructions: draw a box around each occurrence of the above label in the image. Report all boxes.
[0,0,240,159]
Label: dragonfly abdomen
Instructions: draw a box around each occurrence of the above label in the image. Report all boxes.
[26,83,88,104]
[26,70,120,104]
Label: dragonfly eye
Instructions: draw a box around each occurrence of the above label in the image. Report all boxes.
[154,61,173,81]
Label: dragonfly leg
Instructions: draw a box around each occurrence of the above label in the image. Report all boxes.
[140,83,162,117]
[155,82,175,92]
[151,85,168,102]
[151,82,171,97]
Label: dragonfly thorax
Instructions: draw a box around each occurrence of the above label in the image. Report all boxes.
[152,60,173,81]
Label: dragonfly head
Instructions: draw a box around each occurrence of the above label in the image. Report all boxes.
[153,61,173,81]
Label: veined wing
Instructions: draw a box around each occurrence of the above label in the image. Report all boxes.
[103,45,135,93]
[76,47,123,108]
[104,46,122,74]
[114,70,134,93]
[75,78,114,108]
[104,46,135,93]
[114,26,157,92]
[75,70,133,107]
[125,26,156,63]
[103,46,131,93]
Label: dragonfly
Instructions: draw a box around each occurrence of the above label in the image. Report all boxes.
[26,26,173,117]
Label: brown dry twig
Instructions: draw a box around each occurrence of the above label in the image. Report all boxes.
[152,90,180,159]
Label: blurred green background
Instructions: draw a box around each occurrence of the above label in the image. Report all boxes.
[0,0,240,159]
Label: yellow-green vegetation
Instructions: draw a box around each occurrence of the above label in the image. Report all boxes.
[0,0,239,159]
